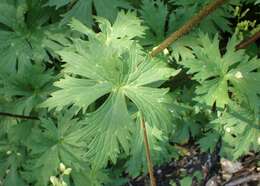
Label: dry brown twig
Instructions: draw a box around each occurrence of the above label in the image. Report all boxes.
[225,173,260,186]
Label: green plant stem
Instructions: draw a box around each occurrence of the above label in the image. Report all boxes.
[141,115,157,186]
[150,0,229,57]
[0,112,39,120]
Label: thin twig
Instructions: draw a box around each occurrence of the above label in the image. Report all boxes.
[235,31,260,50]
[0,112,39,120]
[150,0,228,57]
[141,116,157,186]
[225,173,260,186]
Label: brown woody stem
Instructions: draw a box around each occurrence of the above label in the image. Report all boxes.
[235,31,260,50]
[141,116,157,186]
[150,0,228,57]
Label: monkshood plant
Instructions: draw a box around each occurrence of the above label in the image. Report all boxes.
[0,0,259,186]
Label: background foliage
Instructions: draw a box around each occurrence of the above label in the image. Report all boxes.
[0,0,259,186]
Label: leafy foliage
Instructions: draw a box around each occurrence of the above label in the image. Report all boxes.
[181,34,260,109]
[0,0,65,72]
[0,0,259,185]
[0,63,55,115]
[42,11,180,169]
[199,103,259,160]
[46,0,131,26]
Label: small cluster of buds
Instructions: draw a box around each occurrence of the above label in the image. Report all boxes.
[59,163,72,175]
[49,163,72,186]
[50,176,67,186]
[234,71,243,79]
[6,150,21,156]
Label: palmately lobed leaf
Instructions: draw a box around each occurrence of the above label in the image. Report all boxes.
[83,91,133,170]
[26,110,87,186]
[0,1,67,72]
[0,63,55,115]
[199,103,260,160]
[181,34,260,109]
[139,0,168,45]
[42,12,180,169]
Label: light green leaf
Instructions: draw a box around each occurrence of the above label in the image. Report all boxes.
[181,34,259,109]
[84,91,132,169]
[41,76,112,111]
[200,103,260,159]
[125,87,173,131]
[43,13,179,169]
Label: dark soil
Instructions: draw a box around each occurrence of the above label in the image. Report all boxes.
[126,144,260,186]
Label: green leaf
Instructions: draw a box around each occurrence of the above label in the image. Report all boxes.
[84,91,132,170]
[125,87,173,131]
[60,0,130,26]
[45,0,70,9]
[168,0,234,61]
[3,156,27,186]
[170,91,204,144]
[26,111,86,185]
[0,142,27,186]
[0,1,66,72]
[216,103,260,159]
[198,132,220,153]
[72,168,109,186]
[181,34,259,109]
[0,1,19,29]
[42,76,112,111]
[0,64,55,115]
[139,0,168,45]
[93,0,131,22]
[170,0,232,34]
[60,0,93,26]
[228,56,260,110]
[94,11,146,51]
[180,176,192,186]
[42,13,180,169]
[199,103,260,159]
[169,34,199,61]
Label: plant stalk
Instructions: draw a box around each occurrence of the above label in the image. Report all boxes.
[235,31,260,50]
[150,0,229,57]
[141,116,157,186]
[0,112,39,120]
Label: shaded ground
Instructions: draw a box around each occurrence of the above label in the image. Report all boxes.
[127,144,260,186]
